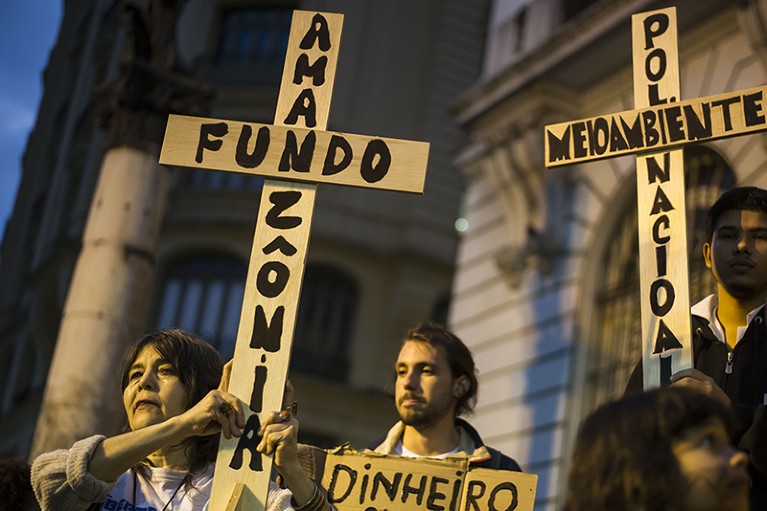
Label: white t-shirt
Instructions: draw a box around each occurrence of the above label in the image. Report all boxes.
[99,464,211,511]
[392,441,461,459]
[99,464,294,511]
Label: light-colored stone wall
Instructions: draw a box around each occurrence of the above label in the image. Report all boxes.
[451,2,767,509]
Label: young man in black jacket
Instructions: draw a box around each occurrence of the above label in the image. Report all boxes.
[627,186,767,508]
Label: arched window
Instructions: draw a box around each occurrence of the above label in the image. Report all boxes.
[155,254,247,359]
[213,5,294,88]
[291,264,358,382]
[581,146,735,413]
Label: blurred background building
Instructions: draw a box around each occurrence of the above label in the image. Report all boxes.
[3,0,767,509]
[451,0,767,508]
[0,0,483,462]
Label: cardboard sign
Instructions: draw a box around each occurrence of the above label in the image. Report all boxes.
[459,468,537,511]
[321,449,538,511]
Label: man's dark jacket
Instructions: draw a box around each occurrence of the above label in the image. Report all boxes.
[626,307,767,508]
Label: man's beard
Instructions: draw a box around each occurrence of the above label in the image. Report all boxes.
[398,395,452,428]
[401,407,438,427]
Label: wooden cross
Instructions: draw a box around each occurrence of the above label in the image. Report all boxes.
[544,6,767,389]
[159,11,429,510]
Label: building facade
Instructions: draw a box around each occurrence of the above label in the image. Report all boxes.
[451,0,767,508]
[0,0,488,457]
[7,0,764,508]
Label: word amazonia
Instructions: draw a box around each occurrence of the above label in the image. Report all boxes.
[228,188,307,472]
[161,10,432,510]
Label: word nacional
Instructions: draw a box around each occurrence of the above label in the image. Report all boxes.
[545,85,767,166]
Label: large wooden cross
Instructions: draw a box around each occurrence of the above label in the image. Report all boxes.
[159,11,429,510]
[545,7,767,389]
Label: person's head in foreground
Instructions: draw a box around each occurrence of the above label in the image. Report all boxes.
[563,387,749,511]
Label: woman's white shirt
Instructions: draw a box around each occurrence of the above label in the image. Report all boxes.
[99,465,213,511]
[99,464,294,511]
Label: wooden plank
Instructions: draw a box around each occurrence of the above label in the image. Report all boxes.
[631,7,692,388]
[160,114,429,193]
[544,83,767,167]
[209,180,318,509]
[161,9,433,509]
[225,483,247,511]
[208,11,341,510]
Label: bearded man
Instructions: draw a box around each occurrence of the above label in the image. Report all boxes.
[369,322,522,471]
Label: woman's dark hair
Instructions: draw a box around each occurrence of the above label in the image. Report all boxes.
[563,387,738,511]
[119,328,222,477]
[403,322,479,416]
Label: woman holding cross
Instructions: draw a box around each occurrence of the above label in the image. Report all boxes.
[32,328,332,511]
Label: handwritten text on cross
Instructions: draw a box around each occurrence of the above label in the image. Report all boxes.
[543,8,694,388]
[160,11,429,509]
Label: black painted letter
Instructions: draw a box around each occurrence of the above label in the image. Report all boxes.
[284,89,318,128]
[653,319,683,354]
[650,278,675,316]
[229,414,263,471]
[195,122,228,163]
[263,235,298,256]
[236,125,270,168]
[299,14,331,51]
[322,135,353,176]
[250,364,267,412]
[266,191,303,229]
[360,139,391,183]
[488,482,518,511]
[547,126,572,162]
[251,305,284,352]
[464,480,487,511]
[643,13,669,49]
[256,261,290,298]
[293,54,328,86]
[328,464,357,503]
[652,214,671,244]
[279,130,316,173]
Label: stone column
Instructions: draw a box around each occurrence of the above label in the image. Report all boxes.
[30,0,211,457]
[30,148,169,455]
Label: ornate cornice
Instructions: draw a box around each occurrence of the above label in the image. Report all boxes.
[94,0,212,154]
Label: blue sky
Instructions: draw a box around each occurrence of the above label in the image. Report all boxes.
[0,2,62,240]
